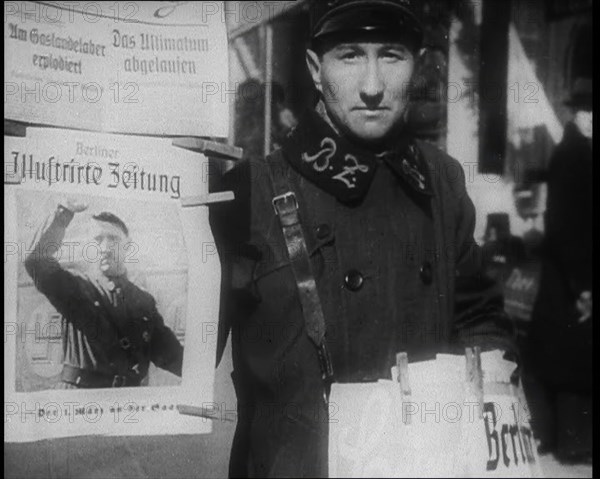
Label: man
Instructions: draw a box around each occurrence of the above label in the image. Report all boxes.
[211,1,516,476]
[529,77,592,462]
[25,198,184,388]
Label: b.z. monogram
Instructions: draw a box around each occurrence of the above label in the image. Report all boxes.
[302,137,370,189]
[302,137,337,172]
[333,155,369,189]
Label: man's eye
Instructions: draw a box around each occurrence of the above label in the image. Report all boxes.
[339,51,359,60]
[382,51,407,61]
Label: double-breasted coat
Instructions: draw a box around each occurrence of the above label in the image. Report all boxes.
[211,110,516,477]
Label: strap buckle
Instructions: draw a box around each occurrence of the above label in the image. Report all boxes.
[272,192,298,215]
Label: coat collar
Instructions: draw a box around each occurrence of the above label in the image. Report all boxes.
[281,108,433,204]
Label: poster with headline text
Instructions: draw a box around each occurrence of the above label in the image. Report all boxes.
[4,1,229,137]
[4,127,220,442]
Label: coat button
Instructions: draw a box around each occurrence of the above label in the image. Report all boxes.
[344,269,364,291]
[315,223,331,240]
[420,261,433,285]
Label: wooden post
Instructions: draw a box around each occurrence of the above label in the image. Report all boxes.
[396,352,412,425]
[176,404,234,422]
[263,23,273,157]
[171,138,243,161]
[181,191,235,207]
[4,119,28,137]
[465,347,484,419]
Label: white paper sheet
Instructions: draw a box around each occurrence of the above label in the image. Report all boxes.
[4,127,220,442]
[4,1,230,137]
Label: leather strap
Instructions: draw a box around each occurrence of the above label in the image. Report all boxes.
[265,152,334,385]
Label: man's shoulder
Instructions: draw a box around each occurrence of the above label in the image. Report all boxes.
[415,139,467,193]
[415,139,460,167]
[210,155,278,250]
[218,156,276,200]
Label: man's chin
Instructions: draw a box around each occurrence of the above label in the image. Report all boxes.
[342,118,398,142]
[345,126,395,146]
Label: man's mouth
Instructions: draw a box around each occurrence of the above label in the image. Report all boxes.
[353,106,389,111]
[353,107,390,119]
[100,255,113,267]
[352,107,390,117]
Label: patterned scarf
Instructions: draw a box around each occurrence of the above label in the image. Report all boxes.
[281,108,433,203]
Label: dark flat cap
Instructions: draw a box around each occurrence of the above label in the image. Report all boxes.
[310,0,423,49]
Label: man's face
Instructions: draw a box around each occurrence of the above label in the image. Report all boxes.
[90,220,127,276]
[307,34,415,143]
[574,110,593,139]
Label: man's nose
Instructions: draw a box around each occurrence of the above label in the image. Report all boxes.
[359,59,384,107]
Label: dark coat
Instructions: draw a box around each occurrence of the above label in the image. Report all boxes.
[211,115,516,478]
[530,122,593,391]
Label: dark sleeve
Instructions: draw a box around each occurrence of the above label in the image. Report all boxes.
[209,161,264,477]
[24,205,88,316]
[149,303,184,377]
[209,160,261,368]
[449,162,518,360]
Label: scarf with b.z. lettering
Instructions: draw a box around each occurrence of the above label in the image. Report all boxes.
[281,109,433,203]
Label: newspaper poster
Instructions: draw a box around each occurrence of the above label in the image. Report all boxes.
[4,1,229,137]
[4,127,220,442]
[329,354,542,478]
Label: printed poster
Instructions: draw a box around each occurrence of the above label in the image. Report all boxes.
[4,127,221,442]
[329,354,543,478]
[4,1,230,137]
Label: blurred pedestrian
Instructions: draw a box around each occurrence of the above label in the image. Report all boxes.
[529,77,592,463]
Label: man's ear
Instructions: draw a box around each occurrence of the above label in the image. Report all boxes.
[306,49,322,94]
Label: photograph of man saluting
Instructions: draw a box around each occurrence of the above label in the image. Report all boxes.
[25,198,184,389]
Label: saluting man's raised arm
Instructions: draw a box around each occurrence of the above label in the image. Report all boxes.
[25,198,87,286]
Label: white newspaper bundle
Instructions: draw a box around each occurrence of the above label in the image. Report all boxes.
[329,350,544,478]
